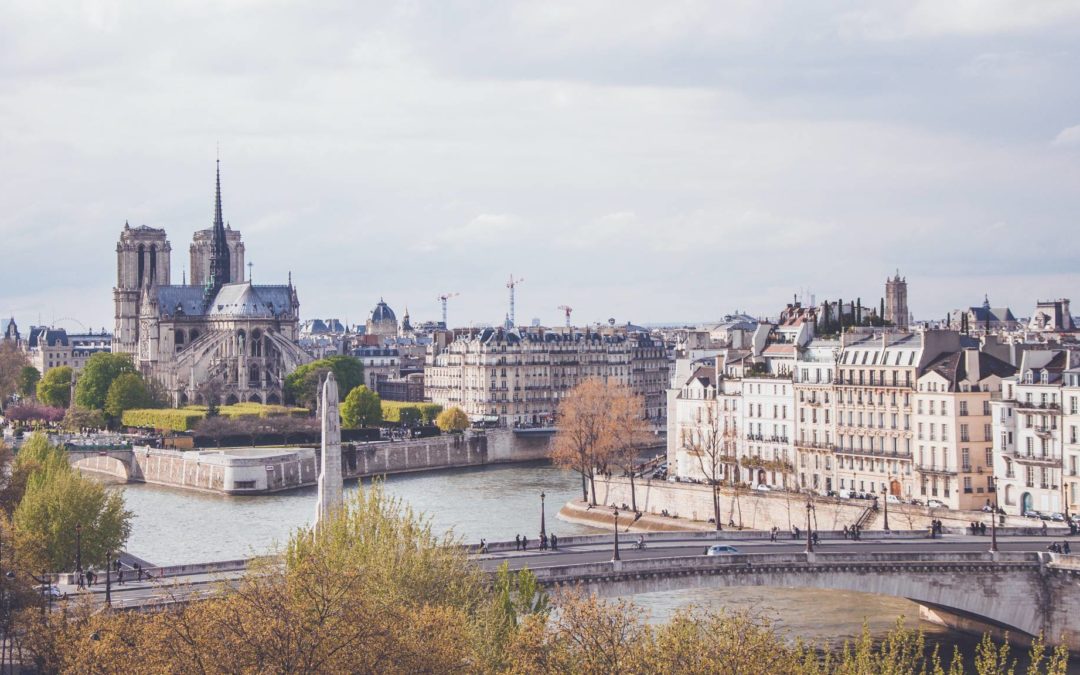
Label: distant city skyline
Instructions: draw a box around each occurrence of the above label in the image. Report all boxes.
[3,3,1080,327]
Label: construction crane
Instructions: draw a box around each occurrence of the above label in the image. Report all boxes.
[557,305,573,328]
[437,292,459,327]
[506,275,524,327]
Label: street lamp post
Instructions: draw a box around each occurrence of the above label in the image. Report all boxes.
[540,491,547,541]
[805,501,815,553]
[105,552,112,608]
[882,485,891,532]
[990,476,999,554]
[612,508,621,562]
[75,522,82,573]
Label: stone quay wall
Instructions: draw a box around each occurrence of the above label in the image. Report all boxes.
[585,476,1035,533]
[121,429,553,495]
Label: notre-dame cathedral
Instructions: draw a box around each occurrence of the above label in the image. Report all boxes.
[112,162,311,406]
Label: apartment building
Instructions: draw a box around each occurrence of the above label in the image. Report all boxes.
[793,340,839,493]
[425,328,662,427]
[993,350,1075,516]
[25,326,112,375]
[913,349,1014,510]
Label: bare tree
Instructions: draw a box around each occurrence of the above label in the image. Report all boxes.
[608,388,651,513]
[680,402,726,530]
[551,379,620,505]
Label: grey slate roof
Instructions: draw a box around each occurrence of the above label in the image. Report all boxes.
[156,282,293,319]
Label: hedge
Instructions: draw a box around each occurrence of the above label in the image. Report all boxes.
[381,401,443,425]
[123,403,308,431]
[122,409,206,432]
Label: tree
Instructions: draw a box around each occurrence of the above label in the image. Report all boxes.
[0,341,30,407]
[11,433,131,570]
[62,406,106,432]
[104,372,154,419]
[16,366,40,399]
[435,407,470,434]
[680,401,730,530]
[608,390,651,513]
[551,379,622,505]
[285,356,364,408]
[36,366,73,408]
[74,352,136,410]
[284,364,331,409]
[341,385,382,429]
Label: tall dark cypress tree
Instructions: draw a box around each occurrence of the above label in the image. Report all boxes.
[880,297,886,326]
[856,298,862,325]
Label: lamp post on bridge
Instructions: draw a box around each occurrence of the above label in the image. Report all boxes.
[881,485,890,532]
[612,508,621,562]
[75,522,82,574]
[990,476,999,554]
[105,552,112,608]
[805,501,815,554]
[540,491,547,541]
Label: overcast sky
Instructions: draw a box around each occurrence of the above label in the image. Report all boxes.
[2,1,1080,331]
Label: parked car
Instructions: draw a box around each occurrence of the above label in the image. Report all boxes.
[927,499,947,509]
[1023,510,1042,519]
[754,484,771,492]
[885,495,901,504]
[704,545,740,556]
[1051,512,1066,522]
[41,585,65,600]
[909,498,924,506]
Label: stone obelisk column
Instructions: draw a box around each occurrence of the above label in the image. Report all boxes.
[315,372,343,527]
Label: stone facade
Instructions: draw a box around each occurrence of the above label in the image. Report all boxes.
[111,163,310,405]
[425,328,670,427]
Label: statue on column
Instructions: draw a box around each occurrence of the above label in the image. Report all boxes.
[315,372,344,527]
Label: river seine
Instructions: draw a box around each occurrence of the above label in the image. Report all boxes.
[115,461,1037,663]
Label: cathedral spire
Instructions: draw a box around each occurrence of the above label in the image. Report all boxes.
[207,158,232,297]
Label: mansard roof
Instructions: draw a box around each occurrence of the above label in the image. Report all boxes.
[921,350,1016,391]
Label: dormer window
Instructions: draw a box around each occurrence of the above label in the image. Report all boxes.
[1041,371,1049,385]
[1024,372,1033,385]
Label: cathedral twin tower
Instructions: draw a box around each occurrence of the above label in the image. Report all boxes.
[112,162,309,407]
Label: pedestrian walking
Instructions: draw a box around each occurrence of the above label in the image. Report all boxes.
[86,571,94,587]
[118,568,124,585]
[515,534,521,551]
[137,563,143,582]
[550,533,558,550]
[1065,541,1072,554]
[843,525,849,540]
[521,536,528,551]
[77,571,84,590]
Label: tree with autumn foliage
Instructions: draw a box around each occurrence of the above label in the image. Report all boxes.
[607,391,652,513]
[551,379,646,505]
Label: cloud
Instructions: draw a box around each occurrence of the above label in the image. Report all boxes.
[1053,124,1080,146]
[1,2,1079,327]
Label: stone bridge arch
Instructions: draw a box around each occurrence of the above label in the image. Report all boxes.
[67,450,132,481]
[533,552,1080,649]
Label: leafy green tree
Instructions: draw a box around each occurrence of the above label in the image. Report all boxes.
[36,366,73,408]
[12,433,131,570]
[435,407,469,433]
[17,366,40,399]
[75,353,135,410]
[104,372,154,419]
[341,385,382,429]
[284,356,364,408]
[284,364,331,409]
[63,406,106,432]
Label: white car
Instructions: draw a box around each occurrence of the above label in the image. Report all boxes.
[927,499,947,509]
[704,545,740,556]
[886,495,901,504]
[754,485,771,492]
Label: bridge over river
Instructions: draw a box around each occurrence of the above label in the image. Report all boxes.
[61,530,1080,651]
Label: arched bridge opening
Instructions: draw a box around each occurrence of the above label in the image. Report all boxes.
[529,552,1062,646]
